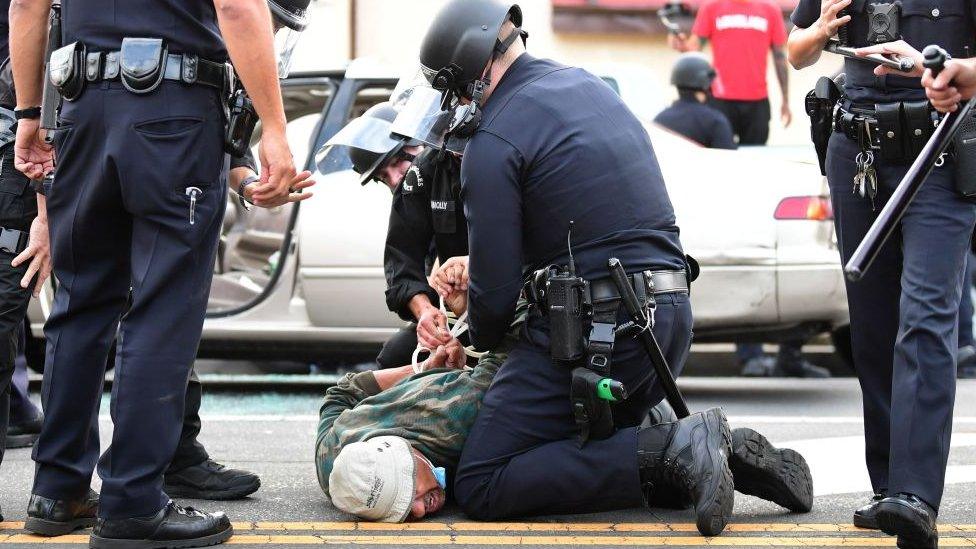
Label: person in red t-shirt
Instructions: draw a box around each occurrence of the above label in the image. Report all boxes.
[669,0,791,146]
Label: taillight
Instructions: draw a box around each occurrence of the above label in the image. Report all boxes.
[774,196,833,221]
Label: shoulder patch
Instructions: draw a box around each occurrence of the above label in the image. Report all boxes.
[402,165,425,194]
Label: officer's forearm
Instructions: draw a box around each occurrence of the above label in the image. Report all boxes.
[214,0,288,135]
[35,192,46,222]
[9,0,52,109]
[787,25,829,69]
[373,365,416,392]
[408,293,436,322]
[230,166,255,194]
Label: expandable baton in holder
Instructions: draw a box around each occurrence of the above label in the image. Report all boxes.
[823,40,916,74]
[845,46,976,280]
[608,258,691,419]
[40,2,62,136]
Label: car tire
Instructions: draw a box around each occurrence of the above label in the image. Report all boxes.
[831,325,854,373]
[24,337,117,374]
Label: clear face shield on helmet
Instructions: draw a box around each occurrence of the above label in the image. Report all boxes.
[388,70,465,154]
[274,25,304,79]
[314,116,407,185]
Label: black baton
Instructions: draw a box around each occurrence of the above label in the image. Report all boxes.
[823,40,916,73]
[845,45,976,280]
[608,258,691,419]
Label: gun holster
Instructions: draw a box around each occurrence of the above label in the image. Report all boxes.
[805,75,842,175]
[571,367,616,447]
[225,87,258,157]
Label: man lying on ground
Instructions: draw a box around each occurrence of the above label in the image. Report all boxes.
[315,258,814,523]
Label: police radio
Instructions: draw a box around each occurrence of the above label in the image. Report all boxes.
[542,222,589,362]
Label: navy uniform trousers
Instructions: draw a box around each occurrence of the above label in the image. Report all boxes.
[454,292,693,520]
[32,81,226,520]
[826,132,976,509]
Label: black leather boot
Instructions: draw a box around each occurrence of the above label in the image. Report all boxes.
[729,427,813,513]
[24,490,99,536]
[853,493,886,529]
[89,500,233,549]
[876,493,938,549]
[164,459,260,501]
[638,407,734,536]
[5,413,43,449]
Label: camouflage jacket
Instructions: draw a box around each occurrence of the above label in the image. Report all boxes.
[315,308,524,496]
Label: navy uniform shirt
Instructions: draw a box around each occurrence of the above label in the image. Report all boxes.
[62,0,226,61]
[792,0,976,103]
[462,54,686,350]
[385,148,468,320]
[654,98,737,150]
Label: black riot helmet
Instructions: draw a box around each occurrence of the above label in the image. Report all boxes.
[268,0,310,31]
[670,52,716,92]
[419,0,525,105]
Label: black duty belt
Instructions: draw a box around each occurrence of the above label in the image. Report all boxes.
[0,227,28,255]
[835,100,940,162]
[83,51,230,90]
[589,270,688,304]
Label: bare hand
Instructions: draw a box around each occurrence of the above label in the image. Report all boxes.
[14,120,54,181]
[668,32,690,52]
[855,40,924,78]
[416,306,451,350]
[12,215,51,297]
[419,339,465,371]
[443,287,467,318]
[923,58,976,113]
[429,256,469,299]
[780,103,793,128]
[249,169,315,208]
[816,0,852,40]
[253,130,298,205]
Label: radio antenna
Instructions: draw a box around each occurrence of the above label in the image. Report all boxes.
[567,221,577,277]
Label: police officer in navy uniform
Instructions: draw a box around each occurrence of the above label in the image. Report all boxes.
[655,52,736,149]
[418,0,736,535]
[10,0,300,546]
[788,1,976,547]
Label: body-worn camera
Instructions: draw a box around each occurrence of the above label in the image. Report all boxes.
[866,1,901,44]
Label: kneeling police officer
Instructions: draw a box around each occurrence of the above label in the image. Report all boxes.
[10,0,301,546]
[418,0,735,535]
[788,0,976,547]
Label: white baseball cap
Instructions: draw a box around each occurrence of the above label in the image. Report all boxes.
[328,436,416,523]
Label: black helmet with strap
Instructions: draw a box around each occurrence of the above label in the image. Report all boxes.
[670,52,716,92]
[419,0,525,105]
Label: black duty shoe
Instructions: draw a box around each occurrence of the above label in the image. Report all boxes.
[876,493,938,549]
[89,500,233,549]
[24,490,99,536]
[638,407,735,536]
[641,400,679,428]
[728,428,813,512]
[959,345,976,379]
[5,414,43,449]
[740,356,776,377]
[164,459,260,501]
[853,493,886,529]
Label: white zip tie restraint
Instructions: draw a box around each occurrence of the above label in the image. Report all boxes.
[411,296,485,374]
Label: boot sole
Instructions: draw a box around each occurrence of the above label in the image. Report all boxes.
[852,511,880,530]
[876,500,937,549]
[5,432,39,449]
[25,516,97,537]
[89,524,233,549]
[729,428,814,513]
[695,409,735,537]
[164,477,261,501]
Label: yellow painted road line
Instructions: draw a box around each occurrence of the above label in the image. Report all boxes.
[1,534,976,546]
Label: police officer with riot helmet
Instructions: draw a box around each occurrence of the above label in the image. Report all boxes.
[655,52,736,150]
[417,0,737,534]
[10,0,301,546]
[788,1,976,547]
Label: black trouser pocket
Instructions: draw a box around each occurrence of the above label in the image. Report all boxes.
[0,146,35,230]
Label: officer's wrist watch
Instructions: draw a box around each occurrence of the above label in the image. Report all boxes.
[237,175,259,210]
[14,107,41,120]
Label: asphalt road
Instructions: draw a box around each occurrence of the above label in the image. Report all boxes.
[2,376,975,548]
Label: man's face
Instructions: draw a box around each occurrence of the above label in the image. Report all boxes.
[376,145,423,191]
[408,449,446,520]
